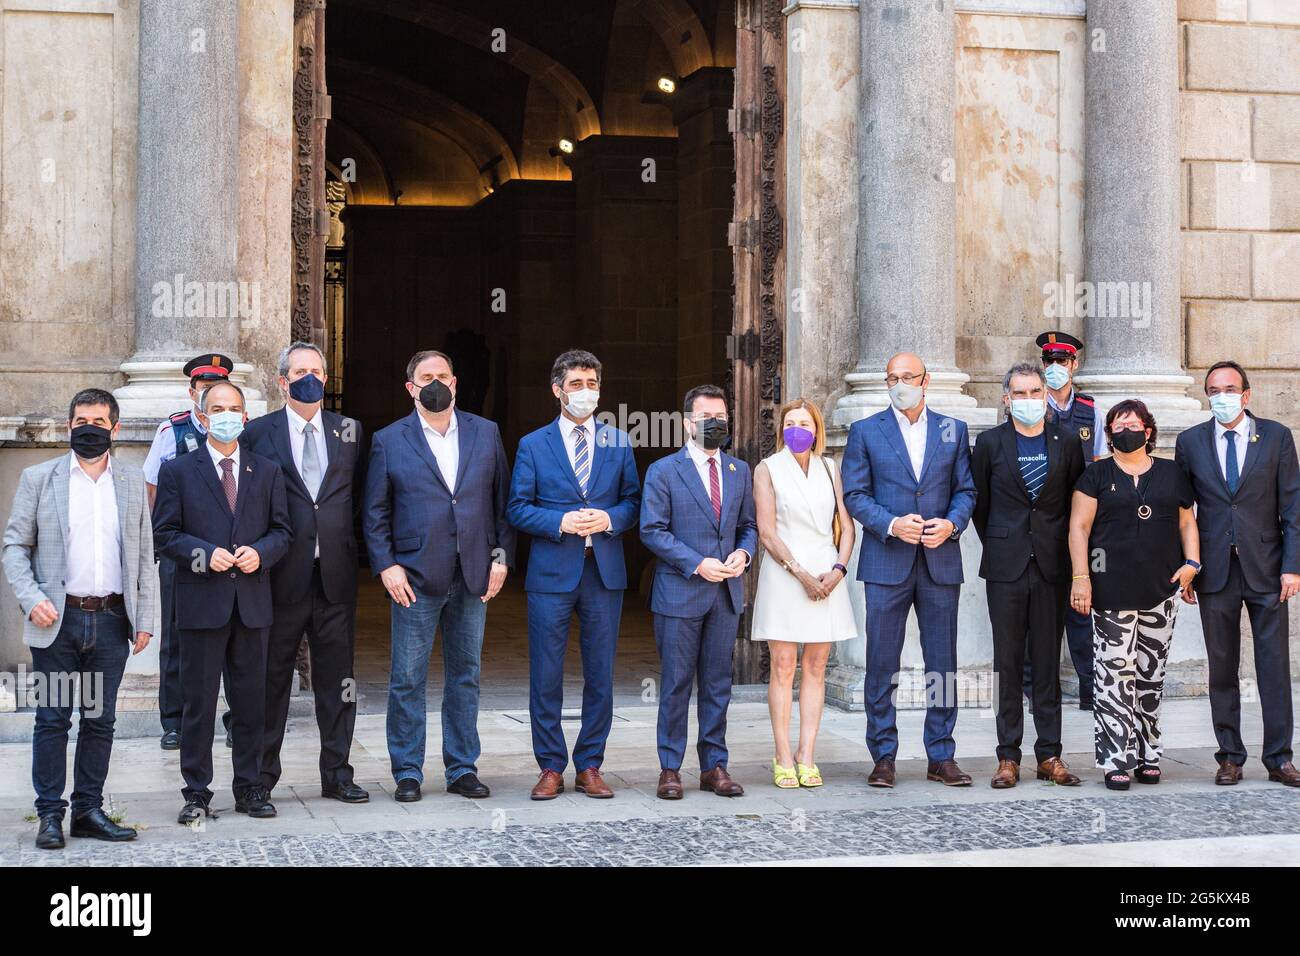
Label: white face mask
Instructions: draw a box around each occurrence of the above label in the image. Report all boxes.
[888,381,924,412]
[563,388,599,419]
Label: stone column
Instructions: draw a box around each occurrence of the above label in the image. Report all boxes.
[1074,0,1199,429]
[831,0,989,427]
[114,0,262,417]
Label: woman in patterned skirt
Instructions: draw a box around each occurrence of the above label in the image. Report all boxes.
[1068,400,1200,790]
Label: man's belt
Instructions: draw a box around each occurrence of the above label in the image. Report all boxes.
[65,593,124,611]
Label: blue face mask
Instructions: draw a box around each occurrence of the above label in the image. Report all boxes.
[1043,363,1071,391]
[1010,398,1046,426]
[288,373,325,404]
[1209,392,1243,425]
[207,410,245,443]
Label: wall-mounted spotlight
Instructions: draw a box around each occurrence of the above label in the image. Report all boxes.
[657,76,677,95]
[549,138,575,158]
[642,76,679,106]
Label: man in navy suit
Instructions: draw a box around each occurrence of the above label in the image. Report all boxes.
[508,350,641,800]
[1175,360,1300,787]
[242,341,369,805]
[640,385,757,800]
[153,380,293,824]
[363,350,515,802]
[841,352,977,788]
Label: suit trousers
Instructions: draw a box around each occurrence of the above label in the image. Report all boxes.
[863,552,961,762]
[527,552,623,773]
[157,558,183,732]
[989,561,1067,763]
[261,564,358,791]
[178,614,269,803]
[1023,606,1093,705]
[1198,551,1294,769]
[653,584,739,772]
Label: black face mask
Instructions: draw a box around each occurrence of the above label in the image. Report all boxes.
[70,424,112,461]
[696,417,729,451]
[288,373,325,403]
[417,379,453,413]
[1110,429,1147,454]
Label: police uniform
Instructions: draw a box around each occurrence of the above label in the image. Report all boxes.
[1030,332,1097,708]
[152,355,234,742]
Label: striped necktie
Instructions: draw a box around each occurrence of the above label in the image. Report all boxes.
[573,426,590,494]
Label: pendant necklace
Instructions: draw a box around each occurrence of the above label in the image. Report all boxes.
[1115,459,1154,520]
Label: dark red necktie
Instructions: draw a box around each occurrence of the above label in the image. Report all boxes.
[708,457,721,521]
[220,458,237,512]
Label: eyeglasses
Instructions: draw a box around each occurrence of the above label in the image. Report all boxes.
[1043,356,1073,366]
[884,372,924,387]
[1109,422,1147,432]
[1205,386,1244,396]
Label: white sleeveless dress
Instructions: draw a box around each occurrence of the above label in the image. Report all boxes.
[751,447,857,643]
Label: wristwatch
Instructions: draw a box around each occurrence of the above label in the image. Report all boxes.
[832,563,848,577]
[1184,558,1201,573]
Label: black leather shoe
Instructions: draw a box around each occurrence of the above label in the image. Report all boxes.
[35,815,64,850]
[70,807,137,842]
[177,797,210,825]
[394,778,422,802]
[235,786,277,818]
[447,772,491,799]
[322,781,370,803]
[160,730,180,750]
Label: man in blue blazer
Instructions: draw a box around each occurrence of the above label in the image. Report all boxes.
[508,350,641,800]
[363,350,515,802]
[153,381,293,824]
[841,352,977,788]
[640,385,757,800]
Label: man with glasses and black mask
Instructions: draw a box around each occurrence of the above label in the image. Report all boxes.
[363,350,514,803]
[4,389,157,849]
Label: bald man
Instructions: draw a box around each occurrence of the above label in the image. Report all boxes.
[841,353,977,788]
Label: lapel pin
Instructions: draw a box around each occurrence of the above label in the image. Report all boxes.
[333,429,340,438]
[728,462,736,472]
[1251,434,1259,443]
[245,465,253,473]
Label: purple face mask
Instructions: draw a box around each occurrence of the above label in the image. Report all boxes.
[783,426,815,454]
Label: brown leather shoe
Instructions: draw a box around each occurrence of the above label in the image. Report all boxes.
[1215,760,1244,785]
[990,759,1019,789]
[530,769,564,801]
[656,769,684,800]
[700,765,744,797]
[574,767,614,798]
[1035,756,1082,786]
[927,759,972,787]
[867,757,896,788]
[1268,760,1300,787]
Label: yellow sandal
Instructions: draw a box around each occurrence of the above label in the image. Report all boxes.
[772,759,799,789]
[796,762,824,788]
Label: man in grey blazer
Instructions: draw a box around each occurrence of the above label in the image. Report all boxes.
[2,388,158,850]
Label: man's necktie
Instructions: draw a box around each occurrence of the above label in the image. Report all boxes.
[708,456,722,521]
[301,422,322,500]
[220,458,237,512]
[574,426,590,495]
[1225,430,1239,496]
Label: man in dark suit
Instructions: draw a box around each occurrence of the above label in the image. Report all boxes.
[1175,360,1300,787]
[153,380,292,824]
[640,384,757,800]
[508,350,641,801]
[971,362,1084,789]
[841,352,977,788]
[242,341,368,804]
[363,349,515,802]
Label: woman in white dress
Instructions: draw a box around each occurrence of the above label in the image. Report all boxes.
[752,398,857,789]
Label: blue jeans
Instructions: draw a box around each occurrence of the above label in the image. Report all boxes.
[386,567,486,785]
[29,605,130,820]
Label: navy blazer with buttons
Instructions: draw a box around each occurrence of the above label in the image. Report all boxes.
[363,408,515,597]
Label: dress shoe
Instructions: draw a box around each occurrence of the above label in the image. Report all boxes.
[1215,760,1244,786]
[867,756,896,788]
[177,797,210,825]
[35,815,65,850]
[322,781,370,803]
[530,769,564,800]
[575,767,614,798]
[447,773,491,799]
[1036,756,1082,786]
[700,765,744,797]
[991,759,1019,789]
[927,759,972,787]
[394,778,422,803]
[160,730,180,751]
[235,785,277,818]
[70,807,137,842]
[656,769,684,800]
[1268,760,1300,787]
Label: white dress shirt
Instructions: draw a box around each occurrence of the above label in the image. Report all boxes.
[887,406,928,539]
[207,441,241,492]
[421,410,459,490]
[65,453,123,597]
[1215,415,1250,482]
[285,404,328,481]
[685,438,723,508]
[558,415,598,548]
